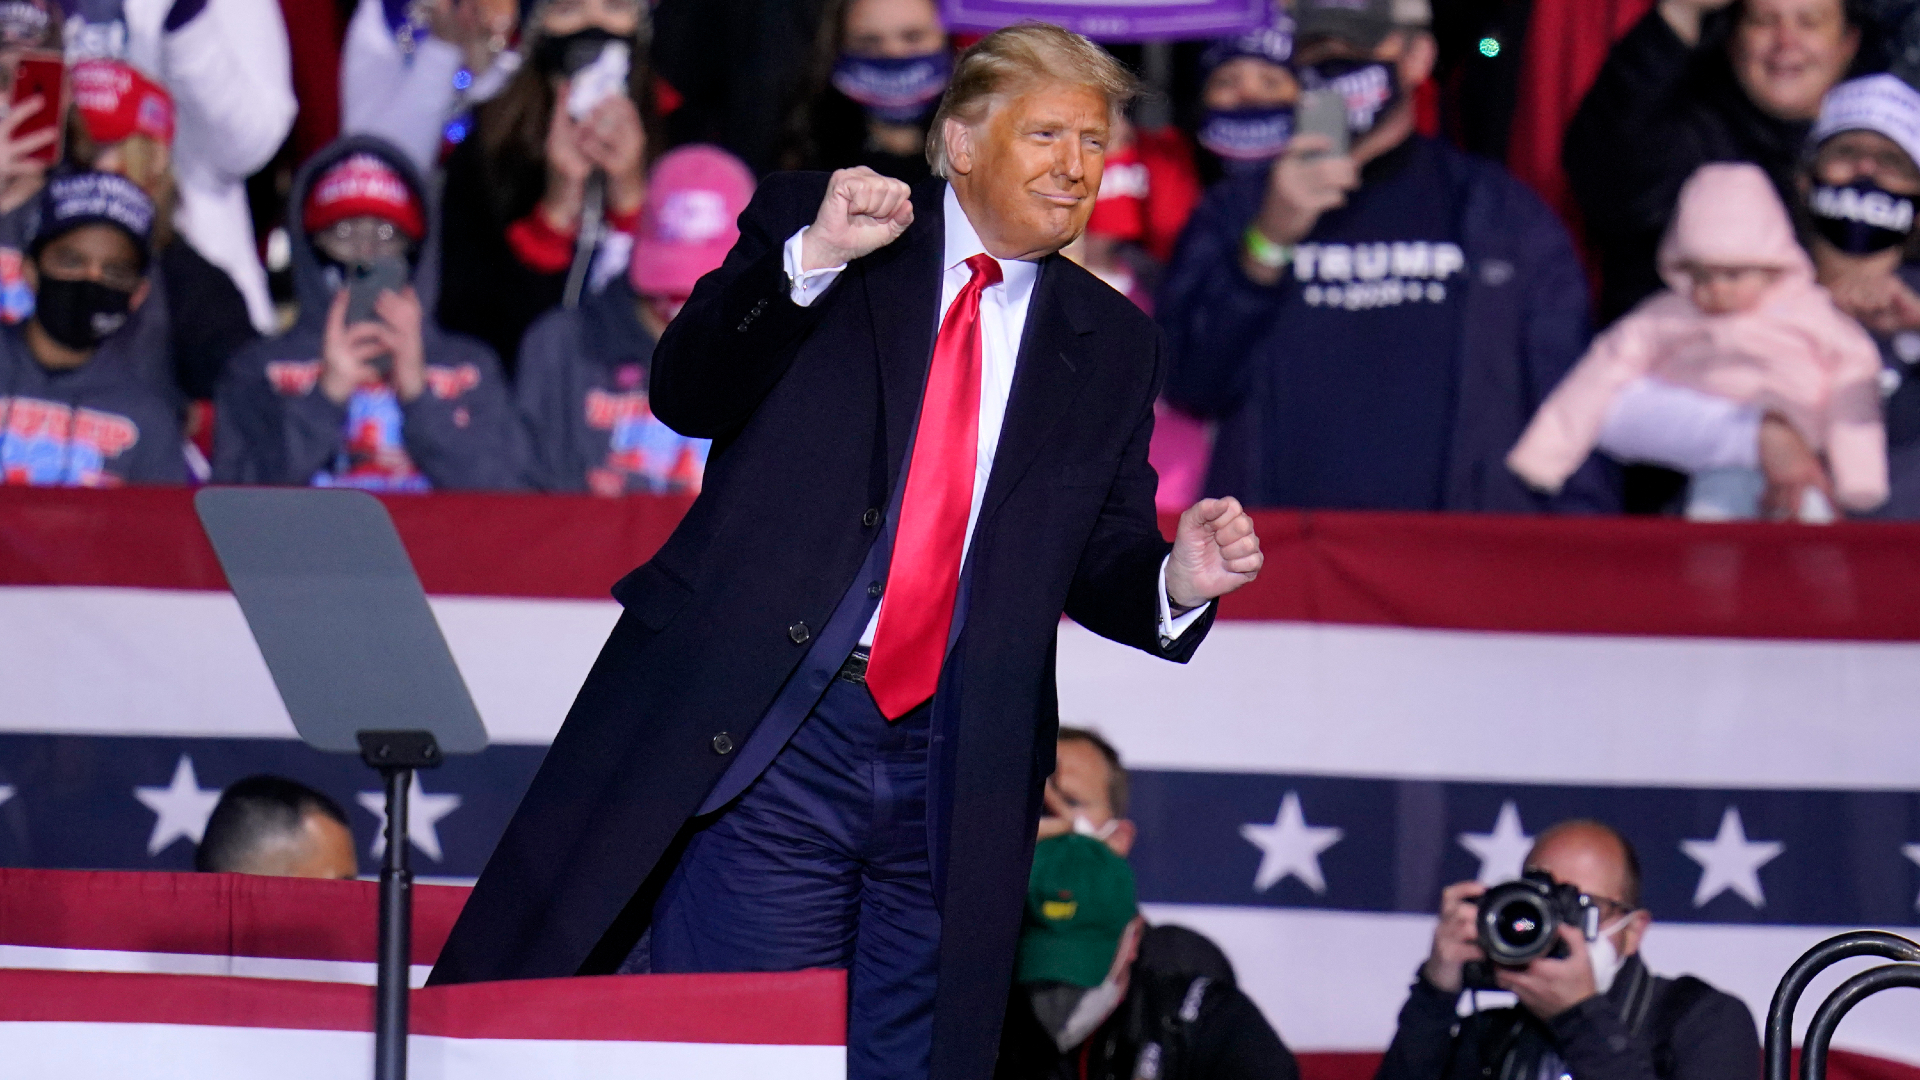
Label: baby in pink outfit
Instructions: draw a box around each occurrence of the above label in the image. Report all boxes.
[1509,162,1887,517]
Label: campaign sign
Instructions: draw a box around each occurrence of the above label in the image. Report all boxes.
[941,0,1265,41]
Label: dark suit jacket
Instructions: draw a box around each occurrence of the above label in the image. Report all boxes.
[429,173,1216,1080]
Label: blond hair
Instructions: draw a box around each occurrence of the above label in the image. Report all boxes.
[925,23,1142,178]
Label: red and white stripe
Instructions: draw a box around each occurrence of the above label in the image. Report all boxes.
[6,488,1920,1074]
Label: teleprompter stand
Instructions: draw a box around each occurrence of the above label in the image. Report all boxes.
[194,488,489,1080]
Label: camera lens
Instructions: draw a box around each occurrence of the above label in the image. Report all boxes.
[1477,880,1563,965]
[1491,898,1546,950]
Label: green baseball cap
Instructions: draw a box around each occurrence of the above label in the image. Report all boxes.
[1016,834,1139,989]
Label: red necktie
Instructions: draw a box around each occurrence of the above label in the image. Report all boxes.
[865,252,1002,720]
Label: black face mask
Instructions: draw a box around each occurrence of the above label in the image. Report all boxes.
[1809,178,1918,254]
[532,26,624,77]
[35,276,132,351]
[1299,59,1401,138]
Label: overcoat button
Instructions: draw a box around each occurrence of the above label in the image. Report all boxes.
[711,733,735,755]
[789,622,811,644]
[863,508,881,527]
[867,581,883,598]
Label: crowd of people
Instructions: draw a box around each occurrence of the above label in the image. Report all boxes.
[5,0,1920,515]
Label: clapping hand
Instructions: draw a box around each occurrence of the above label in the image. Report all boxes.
[800,167,914,272]
[1165,497,1263,610]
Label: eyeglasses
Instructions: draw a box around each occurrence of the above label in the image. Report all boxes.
[1589,893,1638,924]
[314,218,412,265]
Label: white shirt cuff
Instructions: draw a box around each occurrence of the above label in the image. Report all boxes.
[782,227,846,307]
[1157,555,1211,643]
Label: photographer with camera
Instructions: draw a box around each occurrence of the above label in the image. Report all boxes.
[1376,820,1757,1080]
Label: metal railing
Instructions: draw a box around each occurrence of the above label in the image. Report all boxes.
[1763,931,1920,1080]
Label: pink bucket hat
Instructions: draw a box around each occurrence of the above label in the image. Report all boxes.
[630,145,756,298]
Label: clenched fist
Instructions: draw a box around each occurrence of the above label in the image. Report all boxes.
[800,167,914,272]
[1165,497,1263,610]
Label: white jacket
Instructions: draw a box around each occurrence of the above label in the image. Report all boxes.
[67,0,297,331]
[339,0,519,175]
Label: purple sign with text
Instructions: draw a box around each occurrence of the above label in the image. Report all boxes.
[942,0,1266,42]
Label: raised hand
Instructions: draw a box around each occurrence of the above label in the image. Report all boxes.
[0,95,55,215]
[1497,925,1599,1020]
[1422,881,1488,993]
[319,290,387,405]
[1165,497,1263,610]
[1658,0,1737,46]
[800,167,914,272]
[1256,133,1358,230]
[373,287,427,403]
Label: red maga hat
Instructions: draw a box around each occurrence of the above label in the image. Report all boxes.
[73,59,175,147]
[302,152,426,243]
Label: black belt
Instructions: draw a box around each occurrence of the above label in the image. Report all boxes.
[836,649,870,684]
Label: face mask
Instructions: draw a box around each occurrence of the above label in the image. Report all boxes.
[1809,178,1917,254]
[1072,813,1119,842]
[1300,59,1401,138]
[533,26,624,77]
[34,276,132,350]
[1198,105,1295,163]
[1029,977,1127,1052]
[831,51,951,125]
[1588,915,1632,996]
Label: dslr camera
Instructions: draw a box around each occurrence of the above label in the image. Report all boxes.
[1462,870,1601,990]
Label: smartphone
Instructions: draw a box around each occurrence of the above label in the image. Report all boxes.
[10,51,64,167]
[345,256,409,326]
[1295,88,1350,160]
[345,256,409,377]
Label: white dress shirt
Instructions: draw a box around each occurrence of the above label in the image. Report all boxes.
[781,184,1209,646]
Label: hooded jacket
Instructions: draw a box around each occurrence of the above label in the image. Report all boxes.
[515,278,709,495]
[213,135,524,490]
[1509,163,1888,511]
[0,320,186,486]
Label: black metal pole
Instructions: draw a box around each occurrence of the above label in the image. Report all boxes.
[1762,931,1920,1080]
[1802,963,1920,1080]
[375,765,412,1080]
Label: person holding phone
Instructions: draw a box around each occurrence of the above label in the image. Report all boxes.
[0,0,67,325]
[56,0,297,335]
[61,58,257,417]
[516,143,752,495]
[436,0,660,376]
[1159,0,1613,514]
[0,169,186,486]
[214,135,522,490]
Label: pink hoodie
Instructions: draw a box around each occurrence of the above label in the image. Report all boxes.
[1508,163,1888,511]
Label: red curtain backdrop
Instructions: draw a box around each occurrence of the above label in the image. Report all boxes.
[1506,0,1654,231]
[277,0,346,164]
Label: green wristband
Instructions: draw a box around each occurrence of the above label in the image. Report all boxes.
[1242,226,1294,271]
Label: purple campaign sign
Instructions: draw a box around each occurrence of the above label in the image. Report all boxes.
[942,0,1266,42]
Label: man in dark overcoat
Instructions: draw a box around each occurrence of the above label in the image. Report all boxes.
[431,23,1266,1080]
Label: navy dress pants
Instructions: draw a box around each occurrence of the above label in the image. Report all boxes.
[650,675,939,1080]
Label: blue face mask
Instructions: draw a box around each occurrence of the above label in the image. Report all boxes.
[1300,59,1400,137]
[831,51,952,125]
[1199,105,1295,164]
